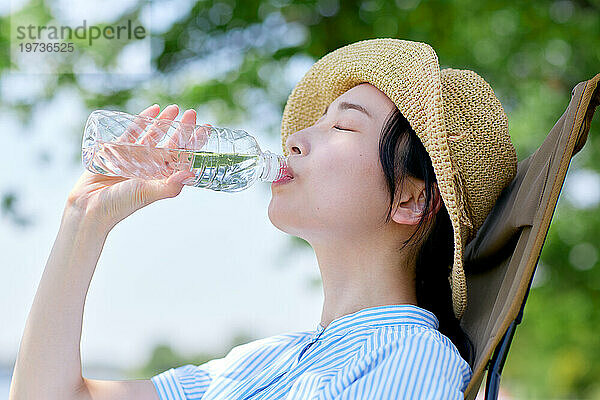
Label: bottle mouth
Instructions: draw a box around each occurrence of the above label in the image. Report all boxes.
[279,162,294,179]
[260,150,290,182]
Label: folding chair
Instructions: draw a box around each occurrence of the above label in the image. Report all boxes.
[461,73,600,400]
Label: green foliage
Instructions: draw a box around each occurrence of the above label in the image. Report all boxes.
[2,0,600,397]
[126,343,217,379]
[0,191,31,227]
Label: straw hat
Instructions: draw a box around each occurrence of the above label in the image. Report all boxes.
[279,38,518,320]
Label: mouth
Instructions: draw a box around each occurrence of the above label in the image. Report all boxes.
[275,163,295,182]
[273,175,294,184]
[272,163,294,184]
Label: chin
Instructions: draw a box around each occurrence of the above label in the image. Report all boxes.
[267,199,289,233]
[267,200,308,237]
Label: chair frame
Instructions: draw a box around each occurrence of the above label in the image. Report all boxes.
[484,249,532,399]
[472,74,600,400]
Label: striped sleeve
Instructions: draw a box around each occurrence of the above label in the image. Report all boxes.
[151,331,312,400]
[151,359,224,400]
[330,329,472,399]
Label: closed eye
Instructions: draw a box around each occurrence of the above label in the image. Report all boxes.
[334,126,353,131]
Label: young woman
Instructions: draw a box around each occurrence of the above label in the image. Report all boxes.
[10,38,517,399]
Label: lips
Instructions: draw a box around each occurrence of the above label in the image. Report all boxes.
[279,163,294,180]
[273,163,294,184]
[272,176,293,185]
[283,164,295,179]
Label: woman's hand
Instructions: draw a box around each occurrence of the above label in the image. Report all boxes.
[67,104,199,232]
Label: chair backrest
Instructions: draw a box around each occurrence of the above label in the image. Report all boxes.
[461,73,600,400]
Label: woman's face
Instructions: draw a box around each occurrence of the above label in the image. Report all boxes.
[268,82,405,244]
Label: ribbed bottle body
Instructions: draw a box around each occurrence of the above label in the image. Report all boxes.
[82,110,287,192]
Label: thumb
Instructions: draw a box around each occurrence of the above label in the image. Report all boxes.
[167,170,196,186]
[143,170,195,202]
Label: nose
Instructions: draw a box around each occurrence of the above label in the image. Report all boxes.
[285,129,309,156]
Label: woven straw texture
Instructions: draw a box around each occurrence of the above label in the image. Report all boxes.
[279,38,517,320]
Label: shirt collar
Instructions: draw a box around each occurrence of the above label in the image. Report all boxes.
[312,304,439,340]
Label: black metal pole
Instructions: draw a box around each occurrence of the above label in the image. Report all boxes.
[484,269,533,400]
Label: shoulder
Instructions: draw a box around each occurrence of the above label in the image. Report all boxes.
[364,324,469,364]
[328,326,472,398]
[381,326,472,393]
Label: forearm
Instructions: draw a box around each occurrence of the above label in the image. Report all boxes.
[10,204,111,400]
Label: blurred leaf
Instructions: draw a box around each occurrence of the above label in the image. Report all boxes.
[126,329,256,379]
[1,191,33,227]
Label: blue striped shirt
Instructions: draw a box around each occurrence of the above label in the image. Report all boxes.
[151,304,472,399]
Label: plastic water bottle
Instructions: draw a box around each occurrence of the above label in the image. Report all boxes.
[81,110,291,192]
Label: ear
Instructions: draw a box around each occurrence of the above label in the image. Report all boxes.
[430,182,443,215]
[391,182,442,225]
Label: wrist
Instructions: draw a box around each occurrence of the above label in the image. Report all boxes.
[62,201,113,237]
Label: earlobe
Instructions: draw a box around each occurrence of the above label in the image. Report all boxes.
[390,199,423,225]
[391,211,422,225]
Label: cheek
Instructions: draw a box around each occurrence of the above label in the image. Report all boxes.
[315,149,390,226]
[268,143,392,238]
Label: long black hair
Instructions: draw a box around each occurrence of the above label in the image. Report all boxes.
[379,106,475,368]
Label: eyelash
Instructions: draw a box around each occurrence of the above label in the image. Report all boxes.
[318,114,352,131]
[334,125,351,131]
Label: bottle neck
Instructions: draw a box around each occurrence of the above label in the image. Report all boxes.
[259,150,287,182]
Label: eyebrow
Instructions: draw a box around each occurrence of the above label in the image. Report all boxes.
[322,101,373,119]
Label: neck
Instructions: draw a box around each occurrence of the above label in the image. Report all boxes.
[312,237,418,328]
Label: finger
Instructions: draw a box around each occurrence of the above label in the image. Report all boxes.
[116,104,160,144]
[139,104,179,146]
[141,104,179,146]
[150,109,195,178]
[139,104,161,117]
[190,123,211,151]
[167,109,197,149]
